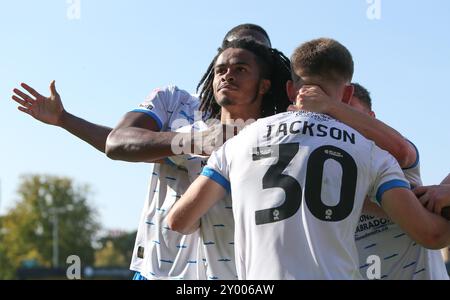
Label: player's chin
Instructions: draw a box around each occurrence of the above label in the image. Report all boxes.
[216,94,235,107]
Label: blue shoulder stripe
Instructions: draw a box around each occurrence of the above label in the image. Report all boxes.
[131,109,163,130]
[201,167,231,193]
[376,180,410,204]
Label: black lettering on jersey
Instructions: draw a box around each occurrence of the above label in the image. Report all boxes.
[356,216,390,233]
[276,123,288,137]
[367,219,389,229]
[302,121,315,136]
[367,221,376,230]
[139,103,154,110]
[254,144,357,225]
[330,127,342,141]
[344,130,356,145]
[265,125,275,139]
[305,145,357,222]
[316,124,328,137]
[254,143,302,225]
[289,121,302,134]
[356,223,369,233]
[252,146,274,160]
[360,214,376,222]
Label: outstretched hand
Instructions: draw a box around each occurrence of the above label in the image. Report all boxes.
[12,81,65,126]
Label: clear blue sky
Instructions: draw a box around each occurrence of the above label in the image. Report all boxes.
[1,0,449,231]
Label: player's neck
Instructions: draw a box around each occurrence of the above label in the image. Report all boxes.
[220,106,261,124]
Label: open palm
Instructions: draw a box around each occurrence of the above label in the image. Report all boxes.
[12,81,64,126]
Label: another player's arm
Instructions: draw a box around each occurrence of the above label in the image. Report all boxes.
[12,81,110,153]
[413,184,450,215]
[106,114,233,162]
[293,85,416,168]
[362,197,388,218]
[105,112,189,163]
[167,176,227,234]
[328,102,416,168]
[381,188,450,249]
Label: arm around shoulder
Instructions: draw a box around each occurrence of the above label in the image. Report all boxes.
[381,187,450,249]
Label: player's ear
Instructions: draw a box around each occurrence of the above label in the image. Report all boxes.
[369,111,376,118]
[259,79,271,96]
[286,80,296,102]
[342,84,354,104]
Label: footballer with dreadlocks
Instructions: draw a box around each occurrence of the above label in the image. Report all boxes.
[11,24,292,280]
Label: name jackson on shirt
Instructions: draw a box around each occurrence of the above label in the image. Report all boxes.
[264,117,356,145]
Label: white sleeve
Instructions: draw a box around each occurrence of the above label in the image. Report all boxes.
[131,85,185,131]
[200,141,232,193]
[368,144,411,205]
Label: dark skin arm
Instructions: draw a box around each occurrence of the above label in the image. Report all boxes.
[105,112,235,162]
[12,81,110,153]
[12,81,229,162]
[59,111,112,153]
[12,81,188,160]
[105,111,189,162]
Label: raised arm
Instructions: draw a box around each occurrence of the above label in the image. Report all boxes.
[381,187,450,249]
[167,176,227,234]
[12,81,111,153]
[106,114,235,162]
[292,85,417,168]
[105,112,186,162]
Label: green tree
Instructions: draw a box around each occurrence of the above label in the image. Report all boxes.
[0,175,100,279]
[95,241,127,267]
[95,231,136,267]
[0,216,16,279]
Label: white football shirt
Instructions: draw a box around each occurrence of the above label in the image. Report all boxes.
[356,142,449,280]
[171,121,238,280]
[129,85,205,279]
[203,111,410,280]
[130,92,237,280]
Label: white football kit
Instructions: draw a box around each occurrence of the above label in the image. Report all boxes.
[202,111,410,279]
[356,142,449,280]
[129,87,236,279]
[173,121,237,280]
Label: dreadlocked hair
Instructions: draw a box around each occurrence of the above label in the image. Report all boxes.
[197,39,292,119]
[196,24,271,100]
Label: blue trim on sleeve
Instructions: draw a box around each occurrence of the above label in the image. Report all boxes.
[402,140,420,170]
[376,179,411,204]
[201,167,231,193]
[133,272,148,280]
[131,109,163,130]
[164,158,177,167]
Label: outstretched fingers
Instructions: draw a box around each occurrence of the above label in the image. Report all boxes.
[13,88,35,103]
[12,95,32,108]
[17,106,34,117]
[21,83,43,99]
